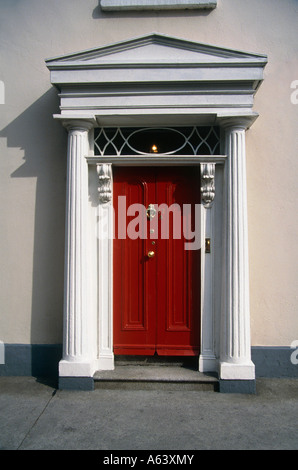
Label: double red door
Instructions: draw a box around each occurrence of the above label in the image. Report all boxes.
[113,166,200,356]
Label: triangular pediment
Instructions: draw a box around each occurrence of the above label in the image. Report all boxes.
[46,33,267,68]
[46,32,267,122]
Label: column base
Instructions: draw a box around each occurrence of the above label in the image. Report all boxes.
[97,353,115,371]
[219,379,256,394]
[59,359,97,377]
[199,354,218,373]
[219,360,255,380]
[58,356,114,390]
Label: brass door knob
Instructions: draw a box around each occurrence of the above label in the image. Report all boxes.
[147,251,155,258]
[146,204,157,219]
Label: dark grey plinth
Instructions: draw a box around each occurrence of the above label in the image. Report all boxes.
[59,377,94,391]
[252,347,298,378]
[219,379,256,394]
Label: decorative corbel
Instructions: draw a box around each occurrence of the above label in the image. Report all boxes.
[200,163,215,209]
[97,163,112,203]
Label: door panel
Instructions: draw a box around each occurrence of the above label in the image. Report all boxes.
[156,168,200,355]
[113,166,200,356]
[113,168,156,354]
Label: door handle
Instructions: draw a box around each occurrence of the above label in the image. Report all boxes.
[147,251,155,258]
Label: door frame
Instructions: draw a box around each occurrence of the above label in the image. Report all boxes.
[87,153,226,374]
[58,120,257,388]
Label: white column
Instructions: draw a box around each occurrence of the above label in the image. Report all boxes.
[59,119,96,377]
[219,118,255,380]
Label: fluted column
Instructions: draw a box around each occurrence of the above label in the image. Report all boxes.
[219,118,255,383]
[59,119,95,377]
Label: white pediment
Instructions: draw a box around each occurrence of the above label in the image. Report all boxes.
[46,33,267,68]
[46,33,267,125]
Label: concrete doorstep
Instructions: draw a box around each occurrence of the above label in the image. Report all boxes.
[60,357,255,393]
[93,365,218,391]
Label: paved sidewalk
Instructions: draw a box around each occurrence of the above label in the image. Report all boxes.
[0,376,297,450]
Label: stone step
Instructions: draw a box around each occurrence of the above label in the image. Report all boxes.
[93,365,218,391]
[114,355,198,367]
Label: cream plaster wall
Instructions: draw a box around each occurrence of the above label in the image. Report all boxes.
[0,0,297,345]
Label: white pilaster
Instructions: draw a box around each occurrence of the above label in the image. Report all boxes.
[219,118,255,380]
[96,163,115,370]
[59,119,96,377]
[199,163,217,372]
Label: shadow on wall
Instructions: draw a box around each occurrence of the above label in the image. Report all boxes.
[0,88,66,367]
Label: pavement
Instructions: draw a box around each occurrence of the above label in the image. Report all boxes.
[0,376,298,451]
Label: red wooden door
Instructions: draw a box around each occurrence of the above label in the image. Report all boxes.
[113,167,200,356]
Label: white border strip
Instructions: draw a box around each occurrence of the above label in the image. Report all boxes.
[87,155,226,166]
[100,0,217,11]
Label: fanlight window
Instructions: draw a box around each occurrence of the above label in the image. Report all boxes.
[94,127,220,156]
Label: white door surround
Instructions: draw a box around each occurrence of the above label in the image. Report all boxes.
[46,33,267,391]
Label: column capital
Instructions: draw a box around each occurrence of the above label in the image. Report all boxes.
[218,114,258,131]
[54,115,96,132]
